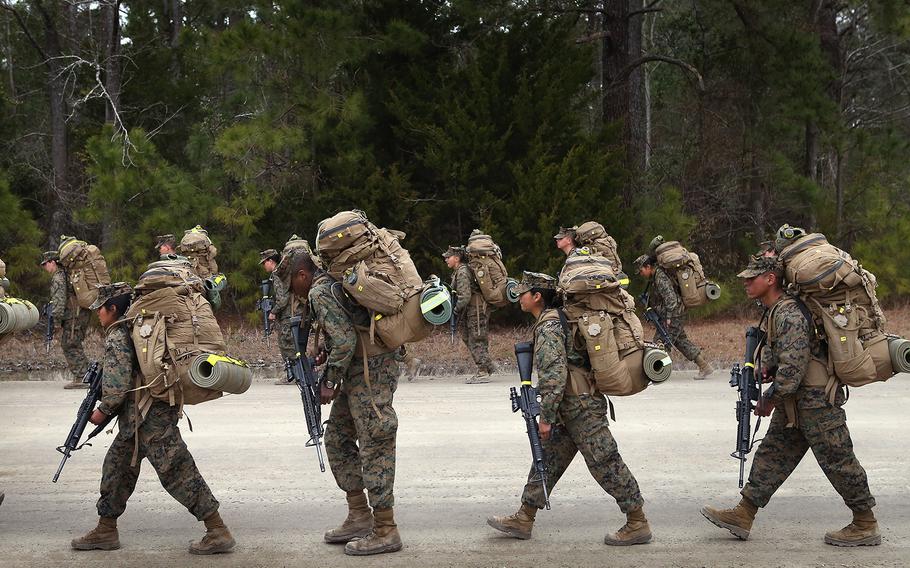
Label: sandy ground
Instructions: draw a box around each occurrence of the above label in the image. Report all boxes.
[0,371,908,568]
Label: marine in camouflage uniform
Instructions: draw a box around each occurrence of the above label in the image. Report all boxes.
[487,272,652,546]
[71,283,234,554]
[701,256,880,546]
[634,253,713,379]
[41,251,91,388]
[304,266,403,556]
[259,248,304,384]
[444,246,494,383]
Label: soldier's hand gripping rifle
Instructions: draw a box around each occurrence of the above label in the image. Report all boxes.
[637,289,673,350]
[728,326,768,488]
[43,302,54,354]
[511,341,550,509]
[257,279,274,347]
[53,362,114,482]
[288,315,326,472]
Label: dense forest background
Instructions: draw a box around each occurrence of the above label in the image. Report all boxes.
[1,0,909,318]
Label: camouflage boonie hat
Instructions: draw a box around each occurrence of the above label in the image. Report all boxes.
[553,226,577,240]
[259,248,280,264]
[442,246,465,259]
[633,254,652,271]
[155,234,176,250]
[89,282,133,310]
[514,271,557,295]
[737,255,783,279]
[39,250,59,265]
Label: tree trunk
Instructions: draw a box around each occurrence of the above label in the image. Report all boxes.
[39,3,69,241]
[103,0,122,127]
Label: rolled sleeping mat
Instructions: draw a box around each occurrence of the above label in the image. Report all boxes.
[889,337,910,374]
[189,354,252,394]
[420,280,453,325]
[0,297,40,335]
[705,282,722,301]
[204,273,228,310]
[643,347,673,383]
[505,278,520,303]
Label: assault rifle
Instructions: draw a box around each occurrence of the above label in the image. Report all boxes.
[257,279,274,347]
[637,290,673,351]
[53,362,114,482]
[728,326,769,488]
[288,315,326,472]
[511,342,550,509]
[449,290,458,345]
[43,302,54,353]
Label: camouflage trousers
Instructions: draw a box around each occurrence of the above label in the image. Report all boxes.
[742,403,876,512]
[459,302,494,373]
[521,394,644,513]
[96,401,220,521]
[325,352,399,509]
[652,315,700,362]
[276,318,298,361]
[60,309,91,381]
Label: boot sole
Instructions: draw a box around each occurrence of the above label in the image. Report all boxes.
[188,538,236,555]
[486,518,531,540]
[344,541,403,556]
[825,534,882,547]
[72,541,121,551]
[325,529,372,544]
[604,532,652,546]
[701,507,749,541]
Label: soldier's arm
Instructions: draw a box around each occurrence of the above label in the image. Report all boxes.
[308,286,357,386]
[454,265,472,312]
[272,274,290,315]
[50,272,67,319]
[768,307,811,403]
[97,328,135,415]
[534,322,568,425]
[655,269,681,314]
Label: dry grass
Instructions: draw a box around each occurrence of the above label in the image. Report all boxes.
[5,305,910,377]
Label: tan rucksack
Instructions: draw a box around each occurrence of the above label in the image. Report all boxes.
[574,221,623,272]
[125,257,243,414]
[654,240,720,308]
[776,232,896,387]
[465,231,516,308]
[58,236,112,309]
[178,225,219,279]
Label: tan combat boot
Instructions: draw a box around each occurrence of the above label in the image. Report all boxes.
[63,380,89,390]
[604,507,652,546]
[465,371,491,384]
[344,507,402,556]
[824,509,881,547]
[701,497,758,540]
[324,490,374,544]
[406,357,422,382]
[694,354,714,380]
[486,503,537,540]
[71,517,120,550]
[189,511,235,555]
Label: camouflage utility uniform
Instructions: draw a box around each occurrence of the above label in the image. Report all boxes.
[51,269,91,381]
[310,274,399,510]
[273,273,305,361]
[647,266,701,362]
[94,321,220,521]
[520,309,645,513]
[741,296,875,512]
[452,263,494,374]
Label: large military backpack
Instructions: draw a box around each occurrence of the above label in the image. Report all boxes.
[178,225,219,279]
[558,251,671,395]
[465,231,517,308]
[58,236,112,309]
[316,210,450,350]
[574,221,622,272]
[125,257,249,415]
[775,229,905,388]
[653,239,721,308]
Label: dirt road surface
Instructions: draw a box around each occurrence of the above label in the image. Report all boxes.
[1,372,908,567]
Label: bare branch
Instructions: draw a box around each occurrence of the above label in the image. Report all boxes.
[610,55,705,92]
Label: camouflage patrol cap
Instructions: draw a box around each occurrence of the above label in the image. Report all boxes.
[633,254,653,271]
[89,281,133,310]
[514,271,557,295]
[442,246,465,259]
[259,248,280,264]
[737,255,783,279]
[155,234,176,250]
[553,226,577,240]
[39,250,59,265]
